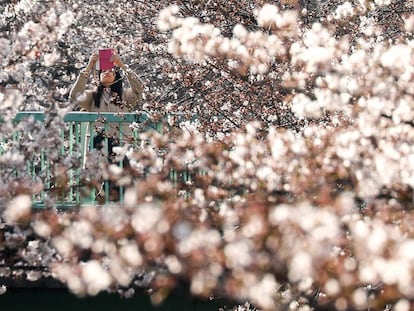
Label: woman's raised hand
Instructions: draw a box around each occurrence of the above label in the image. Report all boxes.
[110,52,126,70]
[86,51,98,71]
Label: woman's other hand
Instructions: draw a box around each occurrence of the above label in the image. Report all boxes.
[86,51,98,71]
[111,53,126,70]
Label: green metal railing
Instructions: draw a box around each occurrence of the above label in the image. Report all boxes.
[4,112,165,208]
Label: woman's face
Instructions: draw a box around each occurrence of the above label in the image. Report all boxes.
[100,69,116,87]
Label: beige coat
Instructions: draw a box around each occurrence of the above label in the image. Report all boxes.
[69,68,144,139]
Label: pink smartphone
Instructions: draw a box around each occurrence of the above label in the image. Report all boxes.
[97,49,114,70]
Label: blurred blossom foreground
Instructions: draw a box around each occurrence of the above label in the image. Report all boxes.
[1,1,414,311]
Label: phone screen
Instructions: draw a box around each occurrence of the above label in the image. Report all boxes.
[97,49,114,70]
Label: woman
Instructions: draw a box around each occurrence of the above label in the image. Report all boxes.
[69,51,144,114]
[69,51,144,202]
[69,50,144,149]
[70,51,144,138]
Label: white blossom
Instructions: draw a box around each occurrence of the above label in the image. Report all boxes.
[380,45,413,74]
[394,299,410,311]
[405,15,414,32]
[334,2,356,20]
[3,194,31,224]
[248,274,278,310]
[374,0,391,6]
[119,241,143,267]
[288,251,313,282]
[81,260,112,295]
[131,203,162,233]
[0,285,6,295]
[224,240,253,268]
[179,229,221,255]
[32,220,52,238]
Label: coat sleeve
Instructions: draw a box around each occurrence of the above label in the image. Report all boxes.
[123,67,144,110]
[69,71,94,111]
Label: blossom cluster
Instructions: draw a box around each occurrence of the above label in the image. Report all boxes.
[158,4,297,74]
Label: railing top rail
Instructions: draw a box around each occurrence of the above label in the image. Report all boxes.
[14,111,151,123]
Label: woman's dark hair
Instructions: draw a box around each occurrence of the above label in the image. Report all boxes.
[93,69,123,108]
